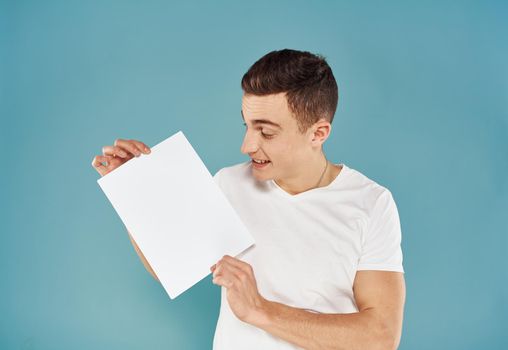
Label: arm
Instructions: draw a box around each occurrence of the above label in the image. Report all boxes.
[91,138,157,281]
[254,270,406,350]
[127,230,160,282]
[212,256,406,350]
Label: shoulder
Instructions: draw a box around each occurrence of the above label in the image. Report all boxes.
[343,164,396,211]
[213,160,250,178]
[213,160,252,187]
[345,164,392,195]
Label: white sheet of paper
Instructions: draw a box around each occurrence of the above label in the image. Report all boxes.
[97,130,255,299]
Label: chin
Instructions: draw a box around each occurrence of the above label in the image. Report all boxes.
[251,168,273,181]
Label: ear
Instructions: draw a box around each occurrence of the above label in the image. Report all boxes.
[310,119,332,147]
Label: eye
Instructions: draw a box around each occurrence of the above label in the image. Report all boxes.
[243,123,275,139]
[261,131,275,139]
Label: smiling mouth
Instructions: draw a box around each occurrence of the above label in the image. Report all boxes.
[252,158,271,164]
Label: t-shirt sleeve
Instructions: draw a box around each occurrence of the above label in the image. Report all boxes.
[357,189,405,273]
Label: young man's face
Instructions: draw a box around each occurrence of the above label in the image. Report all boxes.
[240,92,325,182]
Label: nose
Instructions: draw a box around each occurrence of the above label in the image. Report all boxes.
[240,130,258,155]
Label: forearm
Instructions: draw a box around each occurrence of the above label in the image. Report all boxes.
[253,300,394,350]
[127,231,159,281]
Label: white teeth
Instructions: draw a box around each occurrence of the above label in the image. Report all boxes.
[253,159,269,164]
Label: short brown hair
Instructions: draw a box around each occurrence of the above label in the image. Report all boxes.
[241,49,338,134]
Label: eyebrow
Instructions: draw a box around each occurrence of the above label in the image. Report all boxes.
[241,110,282,129]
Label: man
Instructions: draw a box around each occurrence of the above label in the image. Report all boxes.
[92,49,405,350]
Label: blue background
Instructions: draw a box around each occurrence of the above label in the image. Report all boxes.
[1,0,507,349]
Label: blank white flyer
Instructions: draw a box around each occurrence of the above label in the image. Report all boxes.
[97,130,255,299]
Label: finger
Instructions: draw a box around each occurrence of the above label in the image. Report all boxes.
[224,262,244,280]
[213,262,223,277]
[91,155,113,176]
[129,139,151,154]
[213,263,244,288]
[214,260,243,280]
[101,145,130,158]
[213,263,235,283]
[114,139,142,157]
[221,255,252,274]
[212,275,233,288]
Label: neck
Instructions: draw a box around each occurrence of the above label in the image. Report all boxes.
[274,151,334,196]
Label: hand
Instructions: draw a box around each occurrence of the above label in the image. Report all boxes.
[91,138,151,177]
[211,255,269,325]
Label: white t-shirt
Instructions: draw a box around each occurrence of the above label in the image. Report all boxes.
[212,161,404,350]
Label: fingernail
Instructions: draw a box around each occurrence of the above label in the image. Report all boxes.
[145,147,151,153]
